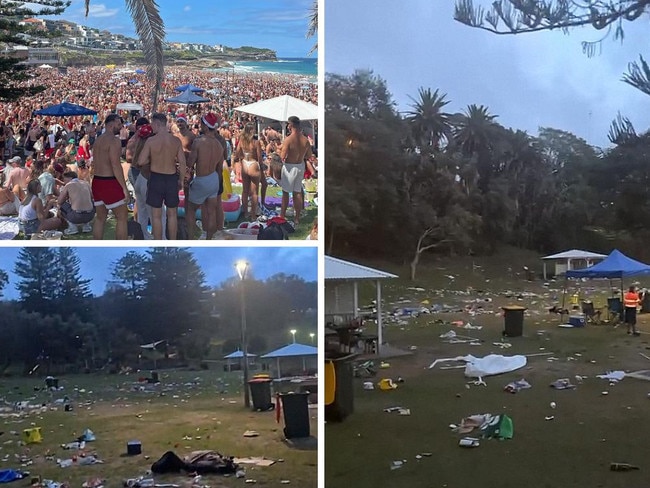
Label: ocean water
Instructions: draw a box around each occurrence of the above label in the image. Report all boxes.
[210,57,317,79]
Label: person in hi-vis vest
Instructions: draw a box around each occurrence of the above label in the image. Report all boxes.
[624,285,641,336]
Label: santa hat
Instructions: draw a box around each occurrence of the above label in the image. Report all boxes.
[201,112,219,129]
[176,114,188,124]
[138,124,154,138]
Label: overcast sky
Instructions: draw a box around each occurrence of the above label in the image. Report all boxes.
[1,246,317,300]
[40,0,315,58]
[325,1,650,148]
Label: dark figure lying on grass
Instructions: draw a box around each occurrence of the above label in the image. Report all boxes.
[151,450,238,475]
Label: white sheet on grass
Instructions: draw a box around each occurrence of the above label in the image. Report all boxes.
[0,217,20,240]
[429,354,527,378]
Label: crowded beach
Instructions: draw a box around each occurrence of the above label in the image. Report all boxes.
[0,65,318,240]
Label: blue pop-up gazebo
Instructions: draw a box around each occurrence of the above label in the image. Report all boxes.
[564,249,650,318]
[566,249,650,279]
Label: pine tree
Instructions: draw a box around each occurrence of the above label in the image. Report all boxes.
[0,269,8,298]
[111,251,147,299]
[54,248,92,320]
[14,247,58,314]
[0,1,70,101]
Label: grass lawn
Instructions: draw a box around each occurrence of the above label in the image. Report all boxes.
[1,370,317,487]
[326,248,650,488]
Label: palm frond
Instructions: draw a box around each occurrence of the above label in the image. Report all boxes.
[306,0,318,55]
[124,0,165,112]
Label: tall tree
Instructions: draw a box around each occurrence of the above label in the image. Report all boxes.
[14,248,58,314]
[0,269,8,299]
[53,248,93,320]
[111,251,148,299]
[406,87,453,161]
[0,1,70,101]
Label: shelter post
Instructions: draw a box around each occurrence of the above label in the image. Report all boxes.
[353,282,359,319]
[377,280,383,354]
[543,262,547,281]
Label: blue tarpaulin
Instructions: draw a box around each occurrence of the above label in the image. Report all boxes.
[0,470,26,483]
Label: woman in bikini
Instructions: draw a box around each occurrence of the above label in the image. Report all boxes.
[18,179,61,235]
[234,123,263,220]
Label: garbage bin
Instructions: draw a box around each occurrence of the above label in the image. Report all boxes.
[502,305,527,337]
[248,378,273,411]
[325,354,355,422]
[279,392,310,439]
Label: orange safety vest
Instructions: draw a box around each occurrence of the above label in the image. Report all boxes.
[624,292,639,308]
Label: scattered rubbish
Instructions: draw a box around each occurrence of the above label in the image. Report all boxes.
[492,342,512,349]
[597,371,625,382]
[550,378,576,390]
[602,391,609,396]
[390,460,405,470]
[363,382,374,390]
[378,379,398,390]
[380,362,390,369]
[624,370,650,381]
[504,379,531,393]
[233,458,275,467]
[383,407,409,415]
[544,416,555,421]
[460,323,483,330]
[640,353,650,361]
[452,413,514,439]
[550,402,557,409]
[440,331,481,344]
[61,441,86,450]
[469,378,487,387]
[242,431,259,437]
[458,437,480,447]
[81,478,104,488]
[610,462,640,471]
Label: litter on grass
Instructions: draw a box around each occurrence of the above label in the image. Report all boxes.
[504,379,532,393]
[597,371,625,382]
[451,414,514,439]
[550,378,576,390]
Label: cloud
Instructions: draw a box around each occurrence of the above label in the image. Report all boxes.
[183,5,191,12]
[85,4,119,18]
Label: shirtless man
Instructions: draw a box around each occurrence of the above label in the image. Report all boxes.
[186,112,224,240]
[57,170,95,235]
[173,113,195,233]
[280,116,312,224]
[4,156,30,200]
[137,113,186,240]
[91,113,129,240]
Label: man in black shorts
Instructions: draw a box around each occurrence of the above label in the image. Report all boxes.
[137,113,186,240]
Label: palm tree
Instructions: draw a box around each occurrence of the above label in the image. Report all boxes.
[406,87,452,161]
[306,0,318,54]
[85,0,164,111]
[452,104,498,155]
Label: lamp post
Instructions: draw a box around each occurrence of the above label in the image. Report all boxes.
[290,329,297,343]
[236,260,250,408]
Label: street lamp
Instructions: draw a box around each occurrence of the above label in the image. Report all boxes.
[236,260,250,408]
[309,333,315,344]
[290,329,297,343]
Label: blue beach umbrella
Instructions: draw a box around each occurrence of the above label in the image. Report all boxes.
[33,102,97,116]
[166,88,210,105]
[135,68,146,74]
[174,83,205,93]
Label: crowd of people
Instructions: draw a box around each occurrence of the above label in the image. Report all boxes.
[0,65,318,239]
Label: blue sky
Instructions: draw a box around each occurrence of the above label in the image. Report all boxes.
[0,246,317,300]
[326,1,650,148]
[41,0,316,58]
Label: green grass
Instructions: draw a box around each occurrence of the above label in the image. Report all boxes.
[1,370,317,488]
[326,248,650,488]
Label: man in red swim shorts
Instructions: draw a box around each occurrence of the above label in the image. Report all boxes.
[91,113,129,239]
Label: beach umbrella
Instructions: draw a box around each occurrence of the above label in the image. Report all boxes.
[174,83,205,93]
[135,68,146,74]
[165,87,210,105]
[234,95,318,138]
[38,64,53,69]
[33,102,97,116]
[209,77,222,83]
